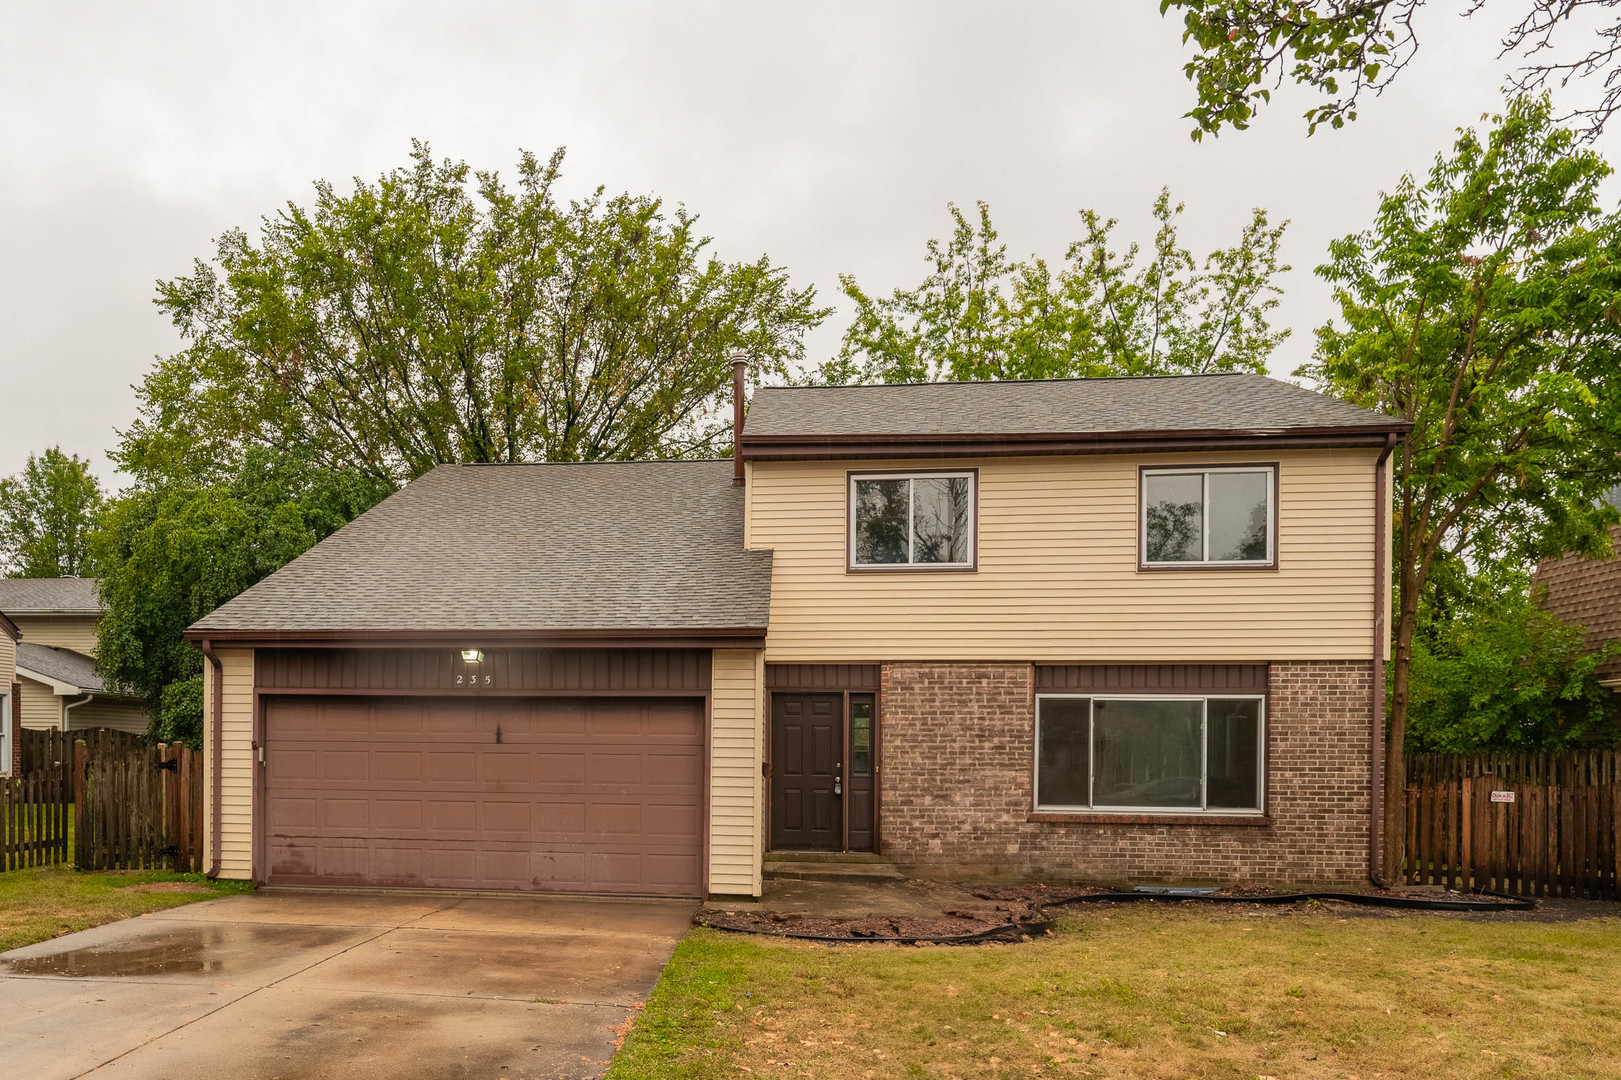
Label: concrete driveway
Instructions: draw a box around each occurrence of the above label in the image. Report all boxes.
[0,891,696,1079]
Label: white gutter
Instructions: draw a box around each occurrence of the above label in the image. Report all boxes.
[62,693,95,730]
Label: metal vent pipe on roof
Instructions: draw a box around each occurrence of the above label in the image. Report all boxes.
[732,355,748,486]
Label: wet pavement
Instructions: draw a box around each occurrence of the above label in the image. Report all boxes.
[0,890,697,1079]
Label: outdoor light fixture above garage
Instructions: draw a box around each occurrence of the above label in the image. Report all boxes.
[460,649,484,664]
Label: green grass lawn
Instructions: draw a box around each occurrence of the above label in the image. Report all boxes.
[0,865,252,953]
[608,905,1621,1080]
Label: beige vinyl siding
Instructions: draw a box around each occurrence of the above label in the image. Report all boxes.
[710,648,764,896]
[1,632,13,773]
[204,648,255,880]
[749,449,1380,662]
[12,614,100,655]
[71,698,150,735]
[16,675,64,730]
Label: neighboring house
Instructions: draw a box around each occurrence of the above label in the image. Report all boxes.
[188,371,1407,897]
[1,609,17,774]
[1537,521,1621,689]
[0,578,149,735]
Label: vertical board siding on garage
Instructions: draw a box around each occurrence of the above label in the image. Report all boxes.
[204,648,255,880]
[710,649,763,896]
[256,647,711,694]
[748,449,1378,662]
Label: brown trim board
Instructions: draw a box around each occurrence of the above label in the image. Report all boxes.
[187,627,766,650]
[740,426,1409,462]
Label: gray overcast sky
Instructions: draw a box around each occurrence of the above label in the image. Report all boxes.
[1,2,1607,484]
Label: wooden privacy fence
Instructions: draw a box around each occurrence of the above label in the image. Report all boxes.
[2,765,70,871]
[19,727,71,773]
[1405,751,1620,899]
[75,740,205,873]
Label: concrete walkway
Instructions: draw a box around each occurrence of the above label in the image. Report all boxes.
[0,891,696,1080]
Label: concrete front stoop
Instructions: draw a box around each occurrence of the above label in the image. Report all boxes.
[763,851,905,883]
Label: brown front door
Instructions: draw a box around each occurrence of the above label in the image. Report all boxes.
[263,695,704,896]
[770,693,842,850]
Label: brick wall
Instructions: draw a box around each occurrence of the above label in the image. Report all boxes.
[1537,523,1621,682]
[879,660,1373,886]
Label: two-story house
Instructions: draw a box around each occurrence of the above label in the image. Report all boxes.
[0,578,150,735]
[187,372,1406,896]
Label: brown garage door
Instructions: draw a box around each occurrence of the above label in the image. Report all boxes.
[264,695,704,896]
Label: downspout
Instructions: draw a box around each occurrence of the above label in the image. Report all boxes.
[732,356,748,486]
[1370,433,1397,886]
[62,692,95,730]
[200,639,224,879]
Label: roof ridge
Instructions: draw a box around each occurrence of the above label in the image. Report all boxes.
[758,372,1266,390]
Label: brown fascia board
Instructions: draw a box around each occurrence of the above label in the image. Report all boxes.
[182,626,769,650]
[738,425,1410,461]
[0,611,18,640]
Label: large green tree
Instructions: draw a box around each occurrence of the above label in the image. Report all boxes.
[1300,96,1621,878]
[0,447,105,578]
[1161,0,1621,140]
[93,450,392,745]
[823,190,1289,384]
[119,142,828,487]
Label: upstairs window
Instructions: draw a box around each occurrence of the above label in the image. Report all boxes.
[849,471,976,569]
[1141,465,1275,568]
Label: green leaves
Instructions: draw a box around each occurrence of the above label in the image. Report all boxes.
[120,142,829,487]
[824,191,1290,385]
[1304,94,1621,765]
[91,449,393,746]
[0,447,105,578]
[1408,590,1621,752]
[1161,0,1421,139]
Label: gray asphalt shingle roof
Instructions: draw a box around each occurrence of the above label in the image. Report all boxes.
[0,577,100,614]
[190,460,772,635]
[16,642,103,692]
[743,373,1405,439]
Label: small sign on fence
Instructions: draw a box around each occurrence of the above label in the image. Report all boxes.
[1490,790,1516,803]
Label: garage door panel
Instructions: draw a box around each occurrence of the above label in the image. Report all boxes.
[321,751,371,782]
[266,695,704,896]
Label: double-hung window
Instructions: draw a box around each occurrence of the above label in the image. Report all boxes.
[1035,695,1265,814]
[1141,465,1276,568]
[849,471,976,570]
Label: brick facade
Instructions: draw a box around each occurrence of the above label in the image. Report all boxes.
[878,660,1373,886]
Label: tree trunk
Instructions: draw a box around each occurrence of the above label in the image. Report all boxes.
[1382,578,1420,883]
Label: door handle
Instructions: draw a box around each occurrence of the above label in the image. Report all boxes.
[834,775,842,796]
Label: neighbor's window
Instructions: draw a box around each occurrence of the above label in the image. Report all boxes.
[850,472,975,568]
[1141,466,1274,566]
[1035,695,1264,813]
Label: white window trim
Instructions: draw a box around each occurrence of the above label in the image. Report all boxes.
[848,470,977,569]
[1033,692,1267,816]
[0,690,10,776]
[1140,465,1276,567]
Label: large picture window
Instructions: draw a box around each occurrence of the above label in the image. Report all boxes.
[1035,695,1265,814]
[849,471,976,569]
[1141,466,1275,567]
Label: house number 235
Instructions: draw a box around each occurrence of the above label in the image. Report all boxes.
[456,673,492,686]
